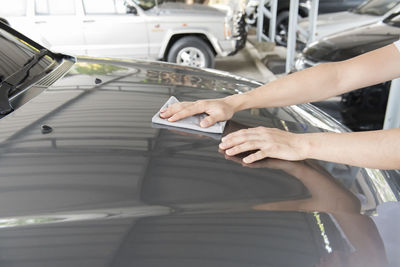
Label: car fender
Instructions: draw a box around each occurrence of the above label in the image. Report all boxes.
[158,28,223,60]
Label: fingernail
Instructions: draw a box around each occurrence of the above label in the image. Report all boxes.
[221,137,226,142]
[226,149,232,155]
[160,109,166,113]
[243,157,250,163]
[219,143,225,149]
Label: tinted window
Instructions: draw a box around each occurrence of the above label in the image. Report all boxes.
[353,0,400,16]
[35,0,76,15]
[83,0,131,14]
[0,0,27,16]
[133,0,164,10]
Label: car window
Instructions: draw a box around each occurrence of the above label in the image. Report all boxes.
[0,28,54,85]
[35,0,76,15]
[0,0,27,16]
[353,0,400,16]
[132,0,164,10]
[83,0,131,14]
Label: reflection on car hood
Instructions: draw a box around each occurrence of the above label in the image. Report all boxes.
[303,22,400,62]
[0,58,397,266]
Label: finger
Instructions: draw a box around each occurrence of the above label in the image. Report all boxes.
[243,150,267,164]
[219,132,257,150]
[167,103,203,122]
[221,128,256,143]
[159,102,186,118]
[225,140,262,156]
[200,115,217,128]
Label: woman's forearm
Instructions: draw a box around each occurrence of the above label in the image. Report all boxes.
[230,62,343,110]
[302,129,400,169]
[225,43,400,112]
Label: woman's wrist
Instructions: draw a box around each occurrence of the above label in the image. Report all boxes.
[294,133,313,160]
[223,93,252,113]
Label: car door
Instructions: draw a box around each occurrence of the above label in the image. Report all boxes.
[32,0,86,55]
[81,0,149,59]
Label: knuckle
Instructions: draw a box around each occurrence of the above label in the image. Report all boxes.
[248,141,256,147]
[259,150,267,158]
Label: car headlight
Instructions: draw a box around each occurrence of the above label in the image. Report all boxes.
[224,18,233,39]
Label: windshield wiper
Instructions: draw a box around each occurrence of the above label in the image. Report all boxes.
[0,49,50,115]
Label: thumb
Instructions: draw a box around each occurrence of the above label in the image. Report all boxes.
[200,115,217,128]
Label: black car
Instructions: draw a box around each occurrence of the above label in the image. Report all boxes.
[295,11,400,131]
[0,21,399,267]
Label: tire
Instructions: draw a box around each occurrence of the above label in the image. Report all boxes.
[167,36,215,69]
[262,11,302,47]
[275,11,290,46]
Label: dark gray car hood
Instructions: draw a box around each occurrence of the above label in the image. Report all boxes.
[303,22,400,62]
[0,58,398,267]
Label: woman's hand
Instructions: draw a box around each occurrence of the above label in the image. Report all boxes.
[219,126,309,163]
[160,98,235,128]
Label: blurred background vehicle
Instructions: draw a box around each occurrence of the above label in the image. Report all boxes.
[0,0,247,68]
[295,11,400,131]
[297,0,400,45]
[245,0,365,46]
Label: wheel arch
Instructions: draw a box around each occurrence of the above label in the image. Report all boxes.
[161,33,217,61]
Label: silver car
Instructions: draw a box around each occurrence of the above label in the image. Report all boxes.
[0,0,247,68]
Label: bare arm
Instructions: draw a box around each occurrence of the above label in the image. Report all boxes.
[161,43,400,126]
[229,43,400,110]
[162,43,400,169]
[303,129,400,169]
[220,127,400,169]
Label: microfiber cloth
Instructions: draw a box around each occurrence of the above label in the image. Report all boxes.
[151,96,227,134]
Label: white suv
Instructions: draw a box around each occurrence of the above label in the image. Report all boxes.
[0,0,247,68]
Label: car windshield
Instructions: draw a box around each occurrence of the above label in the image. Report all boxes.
[131,0,165,10]
[352,0,400,16]
[0,27,54,86]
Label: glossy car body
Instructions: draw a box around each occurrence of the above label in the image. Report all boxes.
[298,0,400,45]
[0,0,246,68]
[0,22,399,267]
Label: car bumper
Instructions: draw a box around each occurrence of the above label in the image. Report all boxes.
[230,12,248,55]
[294,54,320,71]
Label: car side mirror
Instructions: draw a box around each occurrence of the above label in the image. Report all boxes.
[127,5,138,15]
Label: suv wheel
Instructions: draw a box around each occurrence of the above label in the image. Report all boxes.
[263,11,303,47]
[275,11,290,46]
[167,36,215,68]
